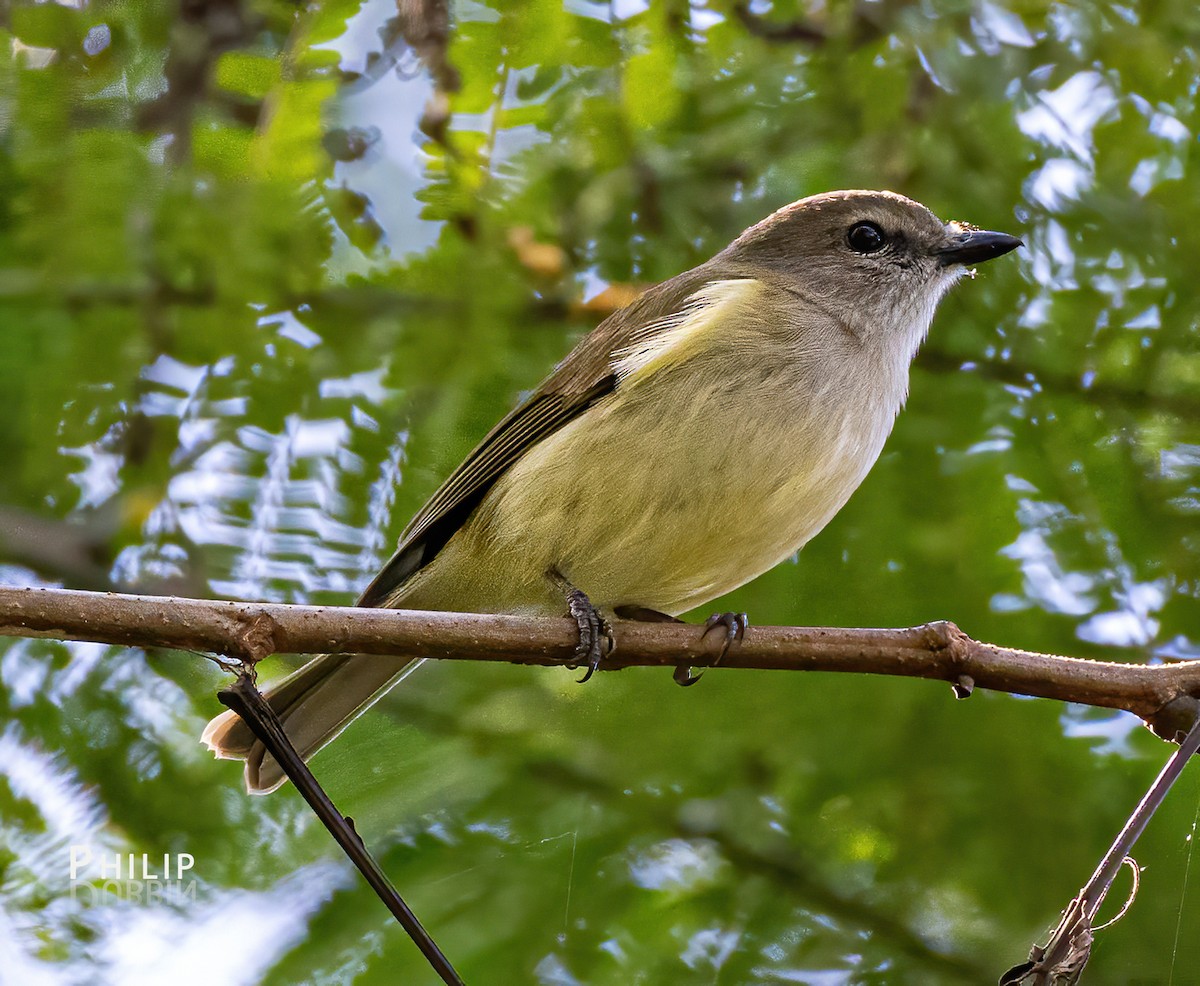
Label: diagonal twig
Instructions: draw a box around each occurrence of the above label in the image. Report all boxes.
[1000,715,1200,985]
[218,674,466,986]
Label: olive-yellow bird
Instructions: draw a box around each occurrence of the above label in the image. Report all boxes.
[203,189,1020,793]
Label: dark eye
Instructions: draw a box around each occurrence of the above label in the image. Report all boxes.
[847,221,886,254]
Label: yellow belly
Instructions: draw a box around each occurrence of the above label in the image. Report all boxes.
[396,343,900,618]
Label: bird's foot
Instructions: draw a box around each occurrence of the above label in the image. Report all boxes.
[550,570,614,683]
[675,612,749,687]
[703,611,749,663]
[567,588,614,683]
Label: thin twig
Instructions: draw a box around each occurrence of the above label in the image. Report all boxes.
[219,675,465,986]
[1081,717,1200,916]
[1001,715,1200,984]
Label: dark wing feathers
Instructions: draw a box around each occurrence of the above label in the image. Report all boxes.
[356,265,722,609]
[356,379,615,607]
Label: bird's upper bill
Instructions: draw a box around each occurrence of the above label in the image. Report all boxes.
[936,222,1023,267]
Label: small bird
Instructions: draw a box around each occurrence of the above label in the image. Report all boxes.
[203,189,1021,793]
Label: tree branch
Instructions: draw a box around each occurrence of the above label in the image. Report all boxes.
[2,585,1199,742]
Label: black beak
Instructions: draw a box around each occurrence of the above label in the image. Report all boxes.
[936,228,1023,267]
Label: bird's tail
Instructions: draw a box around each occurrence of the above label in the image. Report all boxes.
[201,653,423,794]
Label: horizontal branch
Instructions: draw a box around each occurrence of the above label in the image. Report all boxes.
[2,586,1198,742]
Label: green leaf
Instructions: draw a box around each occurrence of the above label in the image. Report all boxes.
[10,4,81,50]
[621,45,681,131]
[214,51,281,100]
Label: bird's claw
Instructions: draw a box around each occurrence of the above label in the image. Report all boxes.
[566,586,614,684]
[675,612,749,687]
[702,611,749,663]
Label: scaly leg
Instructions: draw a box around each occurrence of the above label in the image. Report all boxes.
[549,568,614,683]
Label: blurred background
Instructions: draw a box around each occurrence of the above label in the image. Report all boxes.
[1,0,1199,983]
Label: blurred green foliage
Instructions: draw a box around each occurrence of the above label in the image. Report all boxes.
[1,0,1200,983]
